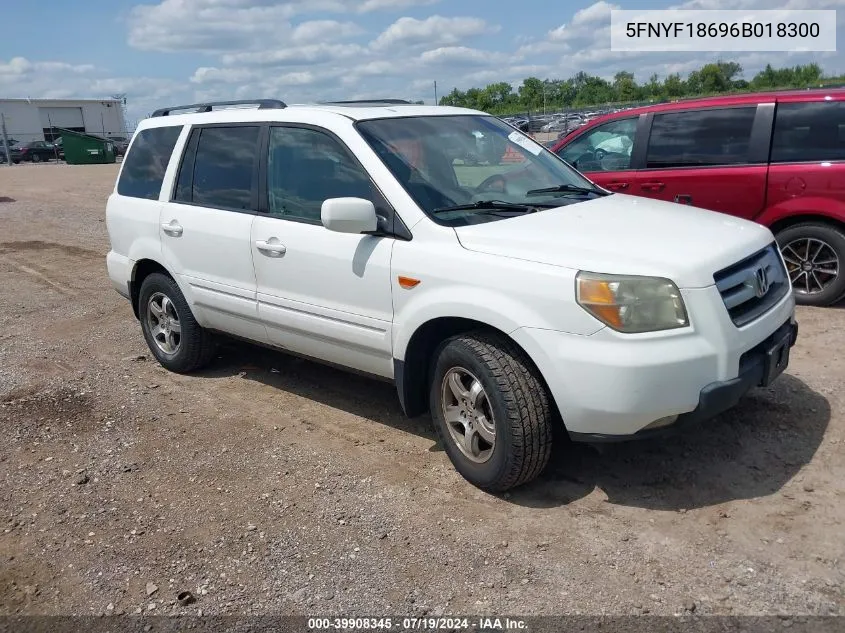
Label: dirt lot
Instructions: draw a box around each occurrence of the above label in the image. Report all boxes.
[0,163,843,619]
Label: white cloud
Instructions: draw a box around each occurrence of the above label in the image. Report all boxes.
[189,66,257,85]
[0,57,96,78]
[370,15,497,50]
[420,46,506,67]
[128,0,442,52]
[221,43,365,67]
[357,0,439,11]
[571,0,618,25]
[128,1,299,53]
[291,20,364,44]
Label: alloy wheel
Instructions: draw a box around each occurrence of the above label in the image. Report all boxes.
[147,292,182,354]
[440,367,496,463]
[781,238,840,295]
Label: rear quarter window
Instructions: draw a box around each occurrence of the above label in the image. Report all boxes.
[771,102,845,163]
[117,126,183,200]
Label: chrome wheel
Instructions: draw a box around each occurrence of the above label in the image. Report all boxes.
[146,292,181,355]
[440,367,496,464]
[782,238,840,295]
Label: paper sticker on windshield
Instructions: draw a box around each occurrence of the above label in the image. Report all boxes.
[508,130,542,156]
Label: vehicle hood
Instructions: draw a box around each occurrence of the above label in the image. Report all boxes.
[453,194,774,288]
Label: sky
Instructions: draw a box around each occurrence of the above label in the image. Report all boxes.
[1,0,843,128]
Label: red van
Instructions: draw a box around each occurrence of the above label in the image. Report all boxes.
[550,89,845,306]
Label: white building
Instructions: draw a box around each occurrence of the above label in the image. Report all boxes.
[0,98,127,144]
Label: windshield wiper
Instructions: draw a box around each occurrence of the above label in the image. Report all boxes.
[432,200,546,215]
[526,184,609,197]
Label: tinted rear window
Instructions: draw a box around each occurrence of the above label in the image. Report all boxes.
[771,102,845,163]
[180,126,260,211]
[646,107,757,168]
[117,126,182,200]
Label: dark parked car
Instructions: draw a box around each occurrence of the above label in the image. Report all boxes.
[109,138,129,157]
[9,141,59,163]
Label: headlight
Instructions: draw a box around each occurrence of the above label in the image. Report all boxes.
[576,272,688,333]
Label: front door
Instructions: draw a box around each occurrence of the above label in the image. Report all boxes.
[251,125,394,378]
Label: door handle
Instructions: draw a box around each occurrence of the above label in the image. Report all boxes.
[255,239,287,257]
[674,194,693,205]
[161,221,183,237]
[640,181,665,192]
[605,181,629,191]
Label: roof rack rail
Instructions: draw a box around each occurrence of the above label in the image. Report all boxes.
[151,99,287,117]
[320,99,412,105]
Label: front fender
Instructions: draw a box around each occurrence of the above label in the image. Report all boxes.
[392,283,603,361]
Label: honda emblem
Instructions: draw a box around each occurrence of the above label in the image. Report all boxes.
[753,267,770,298]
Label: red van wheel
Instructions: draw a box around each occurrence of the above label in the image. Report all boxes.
[777,223,845,307]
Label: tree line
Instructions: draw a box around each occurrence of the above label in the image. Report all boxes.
[438,62,843,114]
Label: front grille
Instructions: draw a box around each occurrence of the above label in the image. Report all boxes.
[714,243,789,327]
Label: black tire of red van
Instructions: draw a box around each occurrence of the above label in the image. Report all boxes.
[776,222,845,307]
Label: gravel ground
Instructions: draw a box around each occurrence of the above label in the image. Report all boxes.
[0,163,843,619]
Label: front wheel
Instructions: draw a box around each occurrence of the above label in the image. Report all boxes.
[31,154,41,163]
[777,223,845,307]
[429,332,553,492]
[138,273,216,373]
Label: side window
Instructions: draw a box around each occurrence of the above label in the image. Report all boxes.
[558,118,636,172]
[117,126,182,200]
[267,126,375,222]
[187,126,260,211]
[646,107,757,168]
[771,102,845,163]
[173,128,200,203]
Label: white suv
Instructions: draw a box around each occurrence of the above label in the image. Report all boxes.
[106,99,798,491]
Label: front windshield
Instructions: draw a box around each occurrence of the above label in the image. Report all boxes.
[356,115,606,226]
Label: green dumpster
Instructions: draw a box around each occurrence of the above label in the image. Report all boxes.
[58,128,116,165]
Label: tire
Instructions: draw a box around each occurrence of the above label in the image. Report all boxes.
[31,154,41,163]
[776,222,845,307]
[138,273,216,373]
[429,332,553,492]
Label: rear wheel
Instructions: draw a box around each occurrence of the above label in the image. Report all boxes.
[138,273,216,373]
[776,222,845,307]
[429,332,552,492]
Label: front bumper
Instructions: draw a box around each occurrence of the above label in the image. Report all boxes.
[568,319,798,442]
[510,284,796,437]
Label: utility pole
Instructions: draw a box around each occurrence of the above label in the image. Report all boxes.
[543,81,547,115]
[48,113,59,162]
[434,80,438,106]
[1,112,11,166]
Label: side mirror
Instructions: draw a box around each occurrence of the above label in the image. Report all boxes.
[321,197,378,234]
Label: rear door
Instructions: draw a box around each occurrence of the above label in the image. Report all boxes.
[554,116,643,193]
[765,98,845,221]
[159,123,266,343]
[631,105,772,219]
